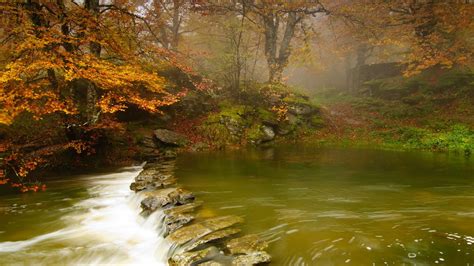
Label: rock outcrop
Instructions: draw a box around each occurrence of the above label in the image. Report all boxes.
[154,129,188,147]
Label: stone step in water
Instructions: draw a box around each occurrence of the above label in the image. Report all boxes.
[130,155,272,266]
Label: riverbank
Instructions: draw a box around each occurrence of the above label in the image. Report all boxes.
[163,70,474,156]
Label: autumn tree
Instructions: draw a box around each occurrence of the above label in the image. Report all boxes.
[0,0,186,189]
[331,0,474,76]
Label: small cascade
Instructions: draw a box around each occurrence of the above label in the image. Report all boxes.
[0,166,170,265]
[130,153,272,265]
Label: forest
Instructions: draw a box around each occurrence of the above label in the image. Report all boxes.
[0,1,474,265]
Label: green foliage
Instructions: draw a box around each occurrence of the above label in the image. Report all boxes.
[246,124,266,143]
[382,125,474,155]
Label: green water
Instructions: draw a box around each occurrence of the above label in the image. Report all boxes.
[176,146,474,265]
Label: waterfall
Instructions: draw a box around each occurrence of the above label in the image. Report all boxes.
[0,165,171,265]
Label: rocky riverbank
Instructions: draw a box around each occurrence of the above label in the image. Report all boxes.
[130,150,272,265]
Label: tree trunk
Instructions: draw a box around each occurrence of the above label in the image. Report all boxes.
[170,0,182,50]
[263,11,299,83]
[84,0,101,124]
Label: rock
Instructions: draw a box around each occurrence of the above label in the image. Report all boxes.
[154,129,188,147]
[169,246,219,266]
[287,103,314,115]
[226,234,268,255]
[140,187,194,213]
[130,165,179,192]
[232,251,272,265]
[130,174,177,192]
[167,215,244,246]
[165,213,195,233]
[130,181,148,192]
[261,125,275,142]
[248,125,275,145]
[184,228,241,252]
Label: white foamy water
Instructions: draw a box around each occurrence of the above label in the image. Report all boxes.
[0,165,170,265]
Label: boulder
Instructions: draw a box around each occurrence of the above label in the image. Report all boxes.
[287,103,314,115]
[248,125,275,145]
[226,234,268,255]
[167,215,244,246]
[154,129,188,146]
[232,251,272,265]
[261,125,275,142]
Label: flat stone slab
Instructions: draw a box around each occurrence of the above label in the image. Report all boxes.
[226,234,268,255]
[169,246,218,266]
[232,251,272,265]
[184,227,241,252]
[141,187,194,213]
[167,215,244,246]
[165,213,195,233]
[164,201,202,217]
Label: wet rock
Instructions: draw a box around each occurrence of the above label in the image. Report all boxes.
[232,251,272,265]
[165,213,195,233]
[226,234,268,255]
[135,168,161,181]
[167,215,244,246]
[130,176,177,192]
[141,188,194,213]
[184,228,241,252]
[154,129,188,147]
[142,162,162,170]
[169,246,219,266]
[130,181,148,192]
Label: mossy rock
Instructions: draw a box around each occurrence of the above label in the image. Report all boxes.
[246,124,275,145]
[256,108,279,126]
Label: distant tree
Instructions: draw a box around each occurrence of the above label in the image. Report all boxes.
[196,0,328,83]
[332,0,474,76]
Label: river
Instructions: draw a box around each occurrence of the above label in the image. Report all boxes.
[0,165,169,265]
[176,146,474,265]
[1,147,474,265]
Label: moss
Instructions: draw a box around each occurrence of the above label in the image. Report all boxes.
[256,108,278,124]
[246,124,265,143]
[309,115,325,128]
[198,121,235,146]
